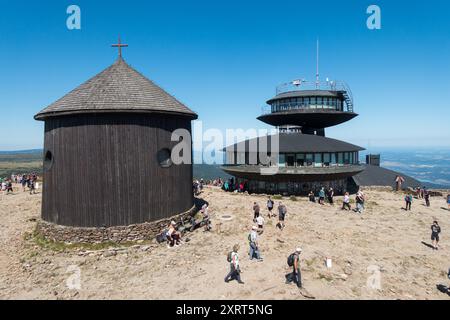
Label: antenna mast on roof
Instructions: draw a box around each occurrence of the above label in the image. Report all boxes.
[316,39,320,89]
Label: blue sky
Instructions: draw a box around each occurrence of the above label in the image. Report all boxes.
[0,0,449,151]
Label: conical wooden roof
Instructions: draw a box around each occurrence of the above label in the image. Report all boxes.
[35,57,197,120]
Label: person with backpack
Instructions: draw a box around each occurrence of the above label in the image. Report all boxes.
[29,176,36,195]
[248,226,263,261]
[225,244,244,284]
[404,193,413,211]
[431,221,441,250]
[267,197,274,218]
[285,247,302,288]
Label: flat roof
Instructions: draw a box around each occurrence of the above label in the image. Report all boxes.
[223,133,365,153]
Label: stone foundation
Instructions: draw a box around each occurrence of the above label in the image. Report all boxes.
[36,205,197,244]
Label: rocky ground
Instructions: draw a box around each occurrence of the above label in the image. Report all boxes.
[0,185,449,300]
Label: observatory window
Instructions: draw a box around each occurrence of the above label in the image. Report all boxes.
[286,154,295,167]
[338,153,344,165]
[305,153,314,166]
[43,150,53,171]
[344,152,350,165]
[323,153,331,166]
[304,98,310,107]
[317,97,323,108]
[236,153,245,165]
[157,148,173,168]
[296,154,305,167]
[314,154,322,167]
[278,154,286,167]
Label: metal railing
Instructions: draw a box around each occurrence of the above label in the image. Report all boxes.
[272,79,354,113]
[261,103,344,115]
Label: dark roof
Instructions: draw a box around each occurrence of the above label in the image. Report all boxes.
[267,90,342,104]
[35,57,198,120]
[257,110,358,128]
[223,133,365,153]
[352,165,421,188]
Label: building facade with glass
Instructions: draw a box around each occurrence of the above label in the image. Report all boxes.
[222,83,366,196]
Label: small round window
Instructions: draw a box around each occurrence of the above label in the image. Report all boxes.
[157,148,172,168]
[43,150,53,171]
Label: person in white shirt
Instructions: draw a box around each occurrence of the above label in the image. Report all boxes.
[256,215,265,232]
[342,192,351,211]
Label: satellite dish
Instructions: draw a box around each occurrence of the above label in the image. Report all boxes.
[292,79,301,86]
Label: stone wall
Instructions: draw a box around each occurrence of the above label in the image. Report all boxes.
[36,206,197,244]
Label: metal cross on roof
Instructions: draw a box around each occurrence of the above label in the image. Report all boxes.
[111,36,128,58]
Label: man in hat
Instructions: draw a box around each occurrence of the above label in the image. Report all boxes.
[248,226,263,261]
[286,247,302,288]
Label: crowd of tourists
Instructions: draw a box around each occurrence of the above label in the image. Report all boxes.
[0,173,39,195]
[221,178,248,193]
[225,198,303,288]
[184,177,450,294]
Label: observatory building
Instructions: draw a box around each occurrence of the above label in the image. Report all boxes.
[222,74,421,195]
[35,41,198,229]
[222,79,365,195]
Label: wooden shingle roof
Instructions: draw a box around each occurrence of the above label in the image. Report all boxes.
[35,57,198,120]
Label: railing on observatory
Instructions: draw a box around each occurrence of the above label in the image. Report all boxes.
[262,80,354,115]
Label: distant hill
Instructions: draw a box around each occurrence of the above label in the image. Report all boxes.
[0,149,42,155]
[193,164,231,181]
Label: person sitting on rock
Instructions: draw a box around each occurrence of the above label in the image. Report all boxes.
[167,221,181,247]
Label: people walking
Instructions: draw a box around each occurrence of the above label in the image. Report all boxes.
[318,187,325,205]
[424,190,430,207]
[447,193,450,211]
[327,187,334,205]
[355,191,365,213]
[405,193,413,211]
[256,214,265,233]
[225,244,244,284]
[431,221,441,250]
[277,202,287,230]
[342,192,351,211]
[29,176,36,195]
[395,175,405,191]
[253,202,260,222]
[267,197,274,218]
[285,247,302,288]
[248,226,263,261]
[308,191,315,203]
